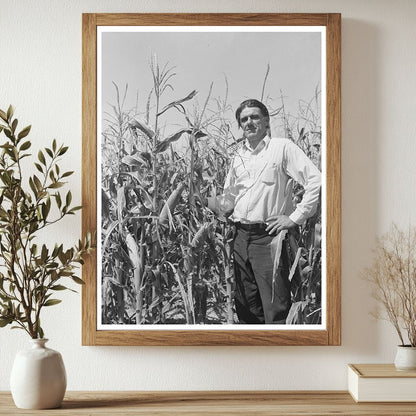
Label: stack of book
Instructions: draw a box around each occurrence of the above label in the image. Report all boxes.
[348,364,416,402]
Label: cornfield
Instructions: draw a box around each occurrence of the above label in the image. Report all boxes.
[100,56,322,325]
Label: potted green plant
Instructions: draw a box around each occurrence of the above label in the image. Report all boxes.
[363,223,416,370]
[0,105,94,409]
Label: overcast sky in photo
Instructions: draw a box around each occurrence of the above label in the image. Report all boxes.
[100,28,323,138]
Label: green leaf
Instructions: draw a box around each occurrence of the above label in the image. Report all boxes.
[61,171,74,178]
[38,150,46,165]
[0,143,13,149]
[65,191,72,207]
[69,206,82,213]
[11,119,18,133]
[55,192,62,208]
[45,148,53,158]
[29,177,38,197]
[50,285,68,291]
[31,244,38,256]
[0,109,7,121]
[29,222,39,234]
[41,244,48,262]
[41,201,50,220]
[17,126,31,140]
[52,244,63,259]
[58,146,68,156]
[51,244,59,258]
[4,129,12,140]
[58,250,67,264]
[43,299,62,307]
[33,175,43,192]
[48,182,64,189]
[52,139,57,152]
[71,276,85,285]
[0,317,13,327]
[34,162,43,173]
[19,140,31,151]
[38,325,44,339]
[6,105,14,121]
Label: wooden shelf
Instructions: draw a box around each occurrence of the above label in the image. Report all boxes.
[2,391,416,415]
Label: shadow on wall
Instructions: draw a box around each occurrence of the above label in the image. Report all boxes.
[341,18,381,355]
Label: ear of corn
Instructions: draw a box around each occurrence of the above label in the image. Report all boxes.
[159,183,185,228]
[190,222,213,250]
[117,186,126,223]
[101,59,322,325]
[125,231,141,269]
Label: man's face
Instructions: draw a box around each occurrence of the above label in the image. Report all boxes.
[239,106,269,144]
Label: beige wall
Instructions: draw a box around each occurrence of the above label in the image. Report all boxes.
[1,0,415,390]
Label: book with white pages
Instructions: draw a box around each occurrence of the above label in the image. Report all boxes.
[348,364,416,402]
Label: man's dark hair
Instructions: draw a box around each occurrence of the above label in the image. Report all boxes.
[235,99,270,128]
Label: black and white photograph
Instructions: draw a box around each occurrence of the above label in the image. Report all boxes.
[97,26,326,329]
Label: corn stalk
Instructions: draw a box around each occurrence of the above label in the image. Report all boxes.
[100,59,322,326]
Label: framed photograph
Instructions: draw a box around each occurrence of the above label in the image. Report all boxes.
[82,13,341,346]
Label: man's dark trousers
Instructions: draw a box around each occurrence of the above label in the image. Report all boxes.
[233,224,292,324]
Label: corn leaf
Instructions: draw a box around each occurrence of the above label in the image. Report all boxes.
[154,129,189,153]
[129,119,155,141]
[157,90,197,117]
[122,154,148,167]
[154,129,206,153]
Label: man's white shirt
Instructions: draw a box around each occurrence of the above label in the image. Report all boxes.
[208,136,321,225]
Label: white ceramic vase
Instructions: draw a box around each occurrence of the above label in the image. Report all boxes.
[394,345,416,371]
[10,338,67,409]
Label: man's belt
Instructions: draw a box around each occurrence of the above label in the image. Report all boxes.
[234,222,267,231]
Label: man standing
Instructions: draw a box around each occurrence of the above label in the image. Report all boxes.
[208,99,321,324]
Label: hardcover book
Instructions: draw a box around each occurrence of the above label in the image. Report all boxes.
[348,364,416,402]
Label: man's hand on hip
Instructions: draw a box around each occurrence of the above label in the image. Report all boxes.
[265,215,297,235]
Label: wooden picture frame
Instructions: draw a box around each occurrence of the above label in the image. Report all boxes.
[82,13,341,346]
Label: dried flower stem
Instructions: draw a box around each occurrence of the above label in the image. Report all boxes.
[363,223,416,346]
